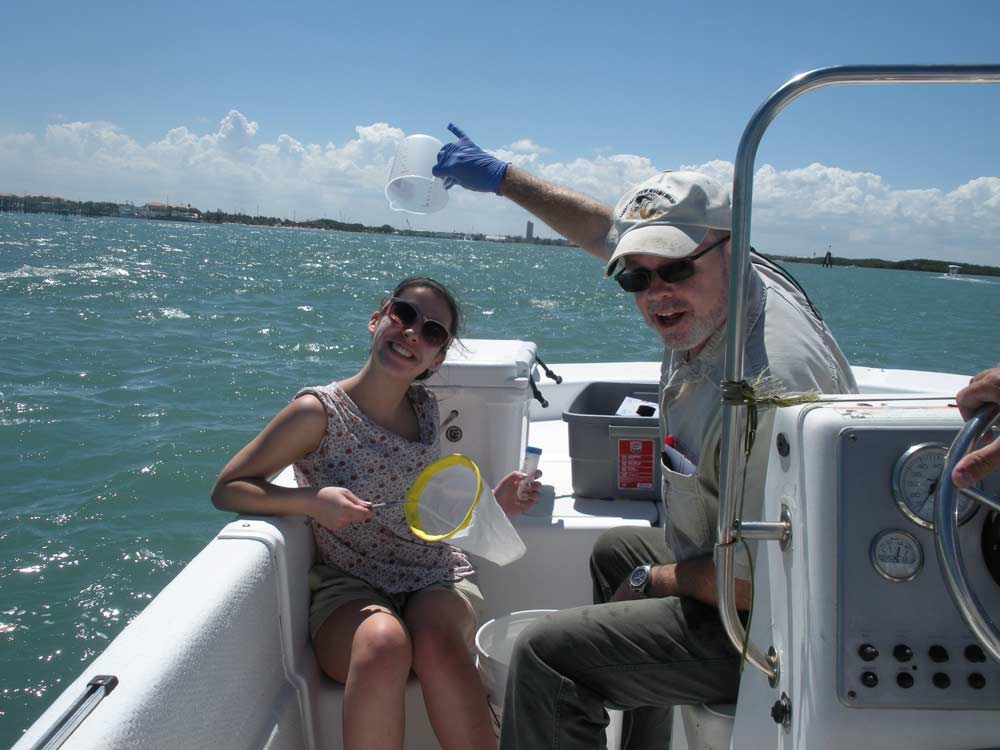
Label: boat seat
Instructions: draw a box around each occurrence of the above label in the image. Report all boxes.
[312,673,440,750]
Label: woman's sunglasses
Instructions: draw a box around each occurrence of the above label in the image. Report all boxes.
[384,297,452,348]
[614,234,730,293]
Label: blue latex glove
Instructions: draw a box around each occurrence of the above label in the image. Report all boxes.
[433,123,509,194]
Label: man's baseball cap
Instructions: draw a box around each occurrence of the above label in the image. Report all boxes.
[605,171,732,276]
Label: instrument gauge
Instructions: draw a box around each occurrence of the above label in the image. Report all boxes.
[891,442,979,528]
[871,529,923,582]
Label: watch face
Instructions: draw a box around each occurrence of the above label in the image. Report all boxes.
[630,566,649,589]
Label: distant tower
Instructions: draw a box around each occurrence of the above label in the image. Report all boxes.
[526,220,534,240]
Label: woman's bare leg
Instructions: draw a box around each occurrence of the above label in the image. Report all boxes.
[314,599,412,750]
[405,588,496,750]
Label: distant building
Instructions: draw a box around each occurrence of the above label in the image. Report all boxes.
[118,202,146,218]
[143,202,201,222]
[0,193,24,212]
[526,220,534,240]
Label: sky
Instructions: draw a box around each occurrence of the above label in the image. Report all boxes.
[2,0,999,264]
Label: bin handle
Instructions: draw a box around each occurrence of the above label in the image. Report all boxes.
[528,378,549,408]
[535,356,563,384]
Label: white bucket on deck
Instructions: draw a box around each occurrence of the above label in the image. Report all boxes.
[475,609,623,747]
[475,609,556,728]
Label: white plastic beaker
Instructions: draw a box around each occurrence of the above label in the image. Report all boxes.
[385,134,449,214]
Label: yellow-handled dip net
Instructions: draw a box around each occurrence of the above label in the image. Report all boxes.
[375,454,526,566]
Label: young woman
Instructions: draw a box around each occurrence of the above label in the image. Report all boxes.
[211,276,540,750]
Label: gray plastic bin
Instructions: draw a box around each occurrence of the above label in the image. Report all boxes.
[562,382,661,500]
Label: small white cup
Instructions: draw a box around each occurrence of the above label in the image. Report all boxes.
[385,134,449,214]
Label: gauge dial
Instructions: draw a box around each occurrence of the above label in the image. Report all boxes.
[891,442,978,528]
[871,529,923,582]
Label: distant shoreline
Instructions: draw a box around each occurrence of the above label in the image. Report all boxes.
[1,192,996,275]
[768,253,1000,277]
[0,192,573,249]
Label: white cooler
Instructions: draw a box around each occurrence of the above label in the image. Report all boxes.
[426,339,538,488]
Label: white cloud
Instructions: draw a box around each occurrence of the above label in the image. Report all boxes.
[0,112,997,265]
[506,138,550,155]
[677,160,1000,264]
[0,112,406,221]
[217,110,258,142]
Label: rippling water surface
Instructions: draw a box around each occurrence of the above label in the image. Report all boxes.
[1,213,997,743]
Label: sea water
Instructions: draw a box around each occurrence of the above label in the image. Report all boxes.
[1,213,997,743]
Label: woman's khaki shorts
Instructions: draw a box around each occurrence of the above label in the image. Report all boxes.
[308,563,486,639]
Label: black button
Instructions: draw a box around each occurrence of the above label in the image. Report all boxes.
[896,672,914,689]
[968,673,986,690]
[932,672,951,689]
[861,671,879,688]
[929,645,949,663]
[858,644,879,662]
[893,644,913,662]
[964,644,986,663]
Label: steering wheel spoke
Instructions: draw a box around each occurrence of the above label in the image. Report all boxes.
[960,485,1000,513]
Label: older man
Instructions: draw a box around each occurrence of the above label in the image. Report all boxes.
[434,125,857,750]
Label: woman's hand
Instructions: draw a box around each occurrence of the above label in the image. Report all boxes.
[495,470,542,516]
[309,486,374,530]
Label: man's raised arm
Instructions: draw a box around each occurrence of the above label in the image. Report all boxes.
[434,123,614,259]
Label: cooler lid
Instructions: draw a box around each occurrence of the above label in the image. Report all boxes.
[428,339,538,389]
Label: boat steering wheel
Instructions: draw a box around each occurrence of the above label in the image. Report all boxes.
[935,404,1000,661]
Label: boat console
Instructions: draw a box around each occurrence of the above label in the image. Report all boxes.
[715,64,1000,750]
[728,397,1000,750]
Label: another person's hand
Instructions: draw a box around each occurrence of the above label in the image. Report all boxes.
[433,123,508,194]
[952,364,1000,488]
[310,486,374,529]
[495,469,542,516]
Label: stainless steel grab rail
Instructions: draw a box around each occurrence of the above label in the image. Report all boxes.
[28,675,118,750]
[717,65,1000,682]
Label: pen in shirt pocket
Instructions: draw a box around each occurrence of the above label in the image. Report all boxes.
[661,435,675,464]
[662,435,697,475]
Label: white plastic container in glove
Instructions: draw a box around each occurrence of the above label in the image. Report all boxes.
[519,445,542,492]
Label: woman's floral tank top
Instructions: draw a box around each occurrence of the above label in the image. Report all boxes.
[292,382,474,593]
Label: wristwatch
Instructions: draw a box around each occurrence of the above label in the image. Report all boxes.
[628,564,654,596]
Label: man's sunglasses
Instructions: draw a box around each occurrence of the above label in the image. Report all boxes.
[614,234,731,293]
[384,297,452,348]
